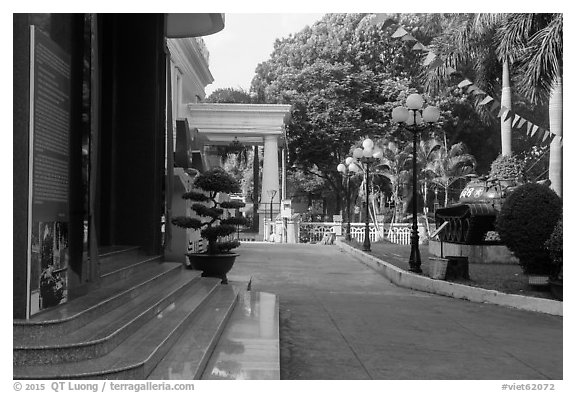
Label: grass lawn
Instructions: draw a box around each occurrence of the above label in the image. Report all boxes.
[345,239,556,301]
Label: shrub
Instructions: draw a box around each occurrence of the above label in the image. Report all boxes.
[171,167,248,254]
[545,218,563,280]
[495,183,562,275]
[489,155,526,181]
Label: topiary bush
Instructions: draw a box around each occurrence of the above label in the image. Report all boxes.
[495,183,562,275]
[171,167,248,254]
[489,154,526,181]
[545,217,563,281]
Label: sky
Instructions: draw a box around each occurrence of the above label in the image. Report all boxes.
[202,14,325,96]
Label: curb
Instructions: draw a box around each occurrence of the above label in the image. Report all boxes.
[335,238,562,316]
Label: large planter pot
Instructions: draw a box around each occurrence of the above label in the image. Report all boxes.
[186,253,238,284]
[428,257,448,280]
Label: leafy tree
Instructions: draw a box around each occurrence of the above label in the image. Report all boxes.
[205,87,253,103]
[250,13,444,212]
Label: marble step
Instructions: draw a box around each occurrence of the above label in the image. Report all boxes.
[100,254,164,286]
[14,269,203,366]
[13,262,183,342]
[147,284,241,379]
[14,278,235,379]
[201,291,280,380]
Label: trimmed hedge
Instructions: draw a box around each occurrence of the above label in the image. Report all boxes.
[545,218,563,280]
[495,183,562,275]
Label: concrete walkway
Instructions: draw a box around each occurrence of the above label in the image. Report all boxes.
[231,243,562,380]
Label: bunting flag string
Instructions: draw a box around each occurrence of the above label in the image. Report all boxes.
[390,24,560,146]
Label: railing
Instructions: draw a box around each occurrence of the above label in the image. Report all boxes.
[386,224,412,245]
[299,223,339,243]
[296,221,418,245]
[348,223,384,243]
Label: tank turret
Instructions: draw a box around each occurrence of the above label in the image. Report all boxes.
[434,176,523,244]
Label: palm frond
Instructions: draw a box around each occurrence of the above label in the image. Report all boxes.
[516,14,562,103]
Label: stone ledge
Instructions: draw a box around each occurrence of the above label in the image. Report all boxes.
[336,238,562,316]
[429,240,519,264]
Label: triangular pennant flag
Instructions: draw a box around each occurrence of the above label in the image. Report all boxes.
[543,130,550,142]
[391,26,408,38]
[458,79,473,88]
[497,107,509,118]
[401,33,417,42]
[528,122,536,136]
[423,51,437,66]
[516,118,527,129]
[504,110,514,122]
[371,14,389,25]
[412,42,427,51]
[429,57,444,69]
[479,96,494,106]
[490,101,501,113]
[512,114,522,127]
[467,84,479,93]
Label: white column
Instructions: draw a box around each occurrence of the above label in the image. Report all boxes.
[259,135,280,239]
[261,135,280,210]
[500,60,513,156]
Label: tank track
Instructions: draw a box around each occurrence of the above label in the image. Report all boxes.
[435,204,497,244]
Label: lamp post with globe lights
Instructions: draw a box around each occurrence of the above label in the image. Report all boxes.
[341,138,384,252]
[336,160,355,241]
[391,93,440,273]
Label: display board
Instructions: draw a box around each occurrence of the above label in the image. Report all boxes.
[27,26,71,316]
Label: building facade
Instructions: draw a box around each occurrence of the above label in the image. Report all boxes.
[13,13,225,319]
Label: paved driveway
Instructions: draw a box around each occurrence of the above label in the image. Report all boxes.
[231,243,562,380]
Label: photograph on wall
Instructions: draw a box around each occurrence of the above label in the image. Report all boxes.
[38,221,68,310]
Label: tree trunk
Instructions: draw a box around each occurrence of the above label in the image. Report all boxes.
[501,59,513,156]
[548,78,562,197]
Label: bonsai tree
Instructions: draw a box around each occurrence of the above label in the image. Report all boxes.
[171,167,248,255]
[545,217,563,282]
[495,183,562,275]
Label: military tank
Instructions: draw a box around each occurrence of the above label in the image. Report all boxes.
[434,176,522,244]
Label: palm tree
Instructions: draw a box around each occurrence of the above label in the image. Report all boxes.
[424,14,506,134]
[496,13,562,196]
[416,138,444,210]
[373,141,412,223]
[425,13,562,196]
[425,142,477,207]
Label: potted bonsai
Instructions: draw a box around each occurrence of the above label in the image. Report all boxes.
[495,182,562,287]
[171,167,248,283]
[545,218,562,300]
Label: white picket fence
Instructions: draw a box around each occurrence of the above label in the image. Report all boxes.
[297,222,417,245]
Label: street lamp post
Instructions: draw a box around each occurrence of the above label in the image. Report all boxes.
[336,162,353,241]
[392,93,440,273]
[341,139,383,252]
[267,189,277,222]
